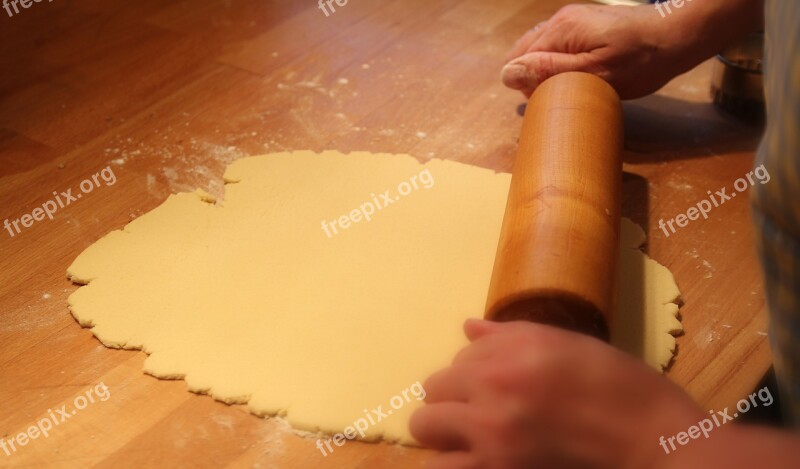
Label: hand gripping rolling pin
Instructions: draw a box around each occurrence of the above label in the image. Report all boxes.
[485,72,623,340]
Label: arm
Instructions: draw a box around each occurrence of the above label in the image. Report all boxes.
[502,1,764,99]
[409,319,800,468]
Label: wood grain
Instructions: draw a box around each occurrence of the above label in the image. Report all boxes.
[485,72,622,339]
[0,0,770,467]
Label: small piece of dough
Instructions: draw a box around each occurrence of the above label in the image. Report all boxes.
[67,151,681,444]
[611,218,682,370]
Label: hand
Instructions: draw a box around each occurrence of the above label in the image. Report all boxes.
[501,2,763,100]
[409,319,706,469]
[502,4,694,99]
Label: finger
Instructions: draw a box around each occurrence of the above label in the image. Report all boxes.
[459,320,550,363]
[505,21,548,62]
[423,363,477,403]
[409,402,479,451]
[459,321,579,363]
[501,51,596,96]
[453,332,504,364]
[463,318,504,342]
[452,341,496,364]
[425,452,481,469]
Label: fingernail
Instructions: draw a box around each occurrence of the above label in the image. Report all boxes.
[501,63,528,88]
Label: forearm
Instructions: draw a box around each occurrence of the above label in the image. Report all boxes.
[653,0,765,74]
[665,425,800,468]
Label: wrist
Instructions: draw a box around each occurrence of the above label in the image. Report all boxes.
[652,425,741,469]
[643,0,764,76]
[621,389,710,469]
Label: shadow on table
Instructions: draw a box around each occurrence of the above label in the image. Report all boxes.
[610,172,649,361]
[622,94,764,163]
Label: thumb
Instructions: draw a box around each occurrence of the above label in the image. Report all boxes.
[501,51,593,96]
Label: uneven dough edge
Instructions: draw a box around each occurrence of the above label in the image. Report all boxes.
[66,151,512,444]
[66,151,683,444]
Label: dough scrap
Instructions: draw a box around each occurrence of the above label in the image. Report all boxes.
[67,151,681,444]
[612,218,682,369]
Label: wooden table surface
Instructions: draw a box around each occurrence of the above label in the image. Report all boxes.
[0,0,771,467]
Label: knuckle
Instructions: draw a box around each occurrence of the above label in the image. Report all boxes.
[552,3,583,23]
[532,53,558,79]
[556,3,580,16]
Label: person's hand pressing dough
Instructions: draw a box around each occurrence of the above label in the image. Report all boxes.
[410,319,705,469]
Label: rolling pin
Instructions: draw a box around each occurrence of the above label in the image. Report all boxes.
[485,72,623,340]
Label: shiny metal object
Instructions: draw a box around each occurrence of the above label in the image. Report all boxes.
[711,33,765,120]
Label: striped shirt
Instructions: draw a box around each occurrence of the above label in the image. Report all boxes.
[753,0,800,427]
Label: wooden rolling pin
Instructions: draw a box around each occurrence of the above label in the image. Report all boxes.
[485,72,623,340]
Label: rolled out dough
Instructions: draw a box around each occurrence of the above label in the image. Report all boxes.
[67,151,681,444]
